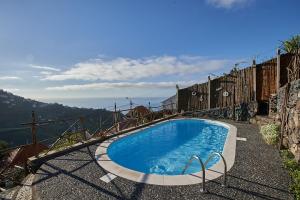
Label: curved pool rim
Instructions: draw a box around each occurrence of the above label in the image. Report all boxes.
[95,118,237,186]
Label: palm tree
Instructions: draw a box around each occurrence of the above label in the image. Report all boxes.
[281,35,300,82]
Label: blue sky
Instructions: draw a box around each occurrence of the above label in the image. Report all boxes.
[0,0,299,99]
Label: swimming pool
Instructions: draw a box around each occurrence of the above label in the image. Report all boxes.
[96,118,237,185]
[107,119,228,175]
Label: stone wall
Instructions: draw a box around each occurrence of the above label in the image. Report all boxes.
[192,107,234,119]
[269,94,277,117]
[235,101,258,121]
[277,79,300,161]
[189,101,258,121]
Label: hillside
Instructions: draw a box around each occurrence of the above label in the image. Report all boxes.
[0,90,114,147]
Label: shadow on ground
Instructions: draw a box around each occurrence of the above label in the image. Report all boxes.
[33,121,294,200]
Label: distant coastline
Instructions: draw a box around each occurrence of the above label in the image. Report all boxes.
[37,97,167,110]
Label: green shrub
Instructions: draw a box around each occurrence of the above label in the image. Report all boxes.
[285,159,299,171]
[281,150,300,199]
[291,170,300,199]
[52,132,84,150]
[281,149,295,159]
[260,123,280,145]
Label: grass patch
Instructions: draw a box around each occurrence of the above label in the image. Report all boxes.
[260,123,280,145]
[281,150,300,199]
[50,132,85,151]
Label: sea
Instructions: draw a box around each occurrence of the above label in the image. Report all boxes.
[39,97,167,112]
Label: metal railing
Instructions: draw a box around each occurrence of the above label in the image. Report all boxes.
[182,152,227,193]
[45,119,83,155]
[182,155,206,193]
[204,152,227,187]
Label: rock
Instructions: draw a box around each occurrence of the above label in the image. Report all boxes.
[283,137,289,148]
[295,152,300,163]
[296,100,300,110]
[294,112,300,128]
[291,132,299,144]
[269,94,277,116]
[290,143,300,163]
[288,135,294,146]
[290,144,297,154]
[277,80,300,162]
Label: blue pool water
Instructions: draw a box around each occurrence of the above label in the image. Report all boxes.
[107,119,228,175]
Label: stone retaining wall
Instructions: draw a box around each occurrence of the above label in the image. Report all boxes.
[277,79,300,161]
[189,101,258,121]
[269,94,278,117]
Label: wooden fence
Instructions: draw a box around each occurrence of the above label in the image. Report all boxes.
[210,74,236,109]
[256,58,277,102]
[177,82,209,111]
[235,67,256,104]
[176,53,293,115]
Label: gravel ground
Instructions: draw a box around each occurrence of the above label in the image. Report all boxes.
[33,121,294,200]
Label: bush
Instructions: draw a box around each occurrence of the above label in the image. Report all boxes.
[291,170,300,199]
[260,123,280,145]
[281,150,300,199]
[50,132,85,151]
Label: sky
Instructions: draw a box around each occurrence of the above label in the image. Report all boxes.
[0,0,299,100]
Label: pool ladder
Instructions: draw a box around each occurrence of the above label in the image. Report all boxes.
[182,152,227,193]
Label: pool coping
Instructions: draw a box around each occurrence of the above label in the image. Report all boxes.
[95,118,237,186]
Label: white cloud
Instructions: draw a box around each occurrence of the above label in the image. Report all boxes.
[206,0,251,9]
[45,81,197,91]
[3,88,20,92]
[40,71,53,75]
[0,76,21,80]
[30,64,61,72]
[43,56,230,81]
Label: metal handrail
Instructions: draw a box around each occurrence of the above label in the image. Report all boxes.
[204,152,227,187]
[45,119,80,154]
[182,155,206,193]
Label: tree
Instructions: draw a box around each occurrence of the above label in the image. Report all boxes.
[281,35,300,82]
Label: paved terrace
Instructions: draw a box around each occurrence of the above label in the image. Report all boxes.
[32,121,294,200]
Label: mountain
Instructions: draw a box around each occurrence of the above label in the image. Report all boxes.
[0,90,114,147]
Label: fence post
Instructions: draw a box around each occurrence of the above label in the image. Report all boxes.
[114,102,117,126]
[208,76,211,110]
[276,48,281,92]
[117,109,121,131]
[79,117,86,140]
[99,114,102,131]
[130,99,133,118]
[31,111,37,145]
[252,59,257,101]
[176,84,179,113]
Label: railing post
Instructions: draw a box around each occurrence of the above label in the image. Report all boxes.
[204,152,227,187]
[79,117,86,140]
[252,59,257,101]
[208,76,211,110]
[31,111,37,145]
[276,48,281,92]
[99,115,102,132]
[176,84,179,113]
[182,155,206,193]
[130,100,133,118]
[114,102,117,127]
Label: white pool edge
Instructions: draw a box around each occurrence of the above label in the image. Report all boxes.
[95,118,237,186]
